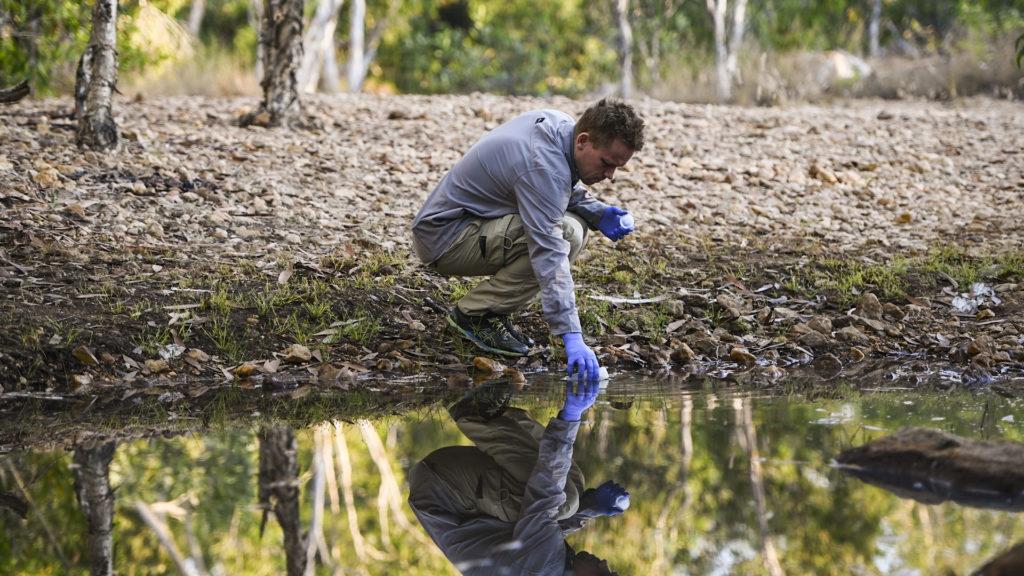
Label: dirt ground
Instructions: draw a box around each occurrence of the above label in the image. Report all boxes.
[1,94,1022,406]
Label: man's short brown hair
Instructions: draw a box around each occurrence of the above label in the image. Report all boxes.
[574,98,645,152]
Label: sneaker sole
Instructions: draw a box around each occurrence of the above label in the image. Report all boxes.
[447,315,527,357]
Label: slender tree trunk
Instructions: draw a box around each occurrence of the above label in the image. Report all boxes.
[187,0,206,36]
[725,0,747,85]
[298,0,344,93]
[614,0,634,98]
[706,0,730,101]
[249,0,264,79]
[243,0,303,127]
[77,0,119,151]
[73,441,117,576]
[348,0,366,92]
[258,425,306,576]
[868,0,881,58]
[735,398,785,576]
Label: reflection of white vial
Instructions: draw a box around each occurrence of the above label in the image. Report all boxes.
[614,494,630,511]
[620,214,634,229]
[598,366,609,381]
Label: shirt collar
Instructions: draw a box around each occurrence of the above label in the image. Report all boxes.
[561,122,580,186]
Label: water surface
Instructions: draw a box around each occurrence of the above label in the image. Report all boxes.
[2,373,1022,575]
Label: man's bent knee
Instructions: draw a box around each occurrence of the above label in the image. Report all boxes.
[562,213,589,261]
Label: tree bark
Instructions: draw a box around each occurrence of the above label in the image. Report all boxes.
[348,0,366,92]
[298,0,344,93]
[613,0,634,98]
[725,0,747,85]
[258,425,306,576]
[243,0,304,127]
[73,441,117,576]
[868,0,881,58]
[706,0,730,101]
[76,0,119,150]
[187,0,206,36]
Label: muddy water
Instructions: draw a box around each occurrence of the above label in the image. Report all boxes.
[2,373,1022,575]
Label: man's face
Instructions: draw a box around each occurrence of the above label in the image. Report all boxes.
[574,134,634,186]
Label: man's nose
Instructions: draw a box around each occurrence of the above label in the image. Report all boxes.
[604,167,616,180]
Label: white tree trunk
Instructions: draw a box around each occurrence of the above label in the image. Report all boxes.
[614,0,633,98]
[868,0,881,57]
[725,0,747,85]
[298,0,343,93]
[73,442,116,576]
[348,0,366,92]
[77,0,119,150]
[706,0,730,102]
[187,0,205,36]
[250,0,264,79]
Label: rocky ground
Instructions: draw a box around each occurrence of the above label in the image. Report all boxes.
[1,94,1023,411]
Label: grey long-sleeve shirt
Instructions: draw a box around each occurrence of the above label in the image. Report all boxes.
[411,110,609,335]
[408,417,582,575]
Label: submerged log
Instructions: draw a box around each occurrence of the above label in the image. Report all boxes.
[973,542,1024,576]
[836,427,1024,511]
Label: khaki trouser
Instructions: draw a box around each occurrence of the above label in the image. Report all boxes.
[431,212,590,316]
[416,408,586,522]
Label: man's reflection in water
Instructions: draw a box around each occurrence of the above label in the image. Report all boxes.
[409,378,626,575]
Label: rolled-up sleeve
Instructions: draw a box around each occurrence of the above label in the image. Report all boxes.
[515,168,582,335]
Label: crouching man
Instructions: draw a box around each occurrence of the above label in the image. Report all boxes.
[411,99,645,380]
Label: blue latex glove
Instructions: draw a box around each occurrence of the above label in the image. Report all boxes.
[562,332,599,382]
[597,206,635,241]
[580,480,630,516]
[558,378,600,421]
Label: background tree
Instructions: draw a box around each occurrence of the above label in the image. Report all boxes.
[76,0,119,150]
[705,0,748,102]
[258,425,305,576]
[613,0,634,97]
[241,0,303,127]
[72,441,117,576]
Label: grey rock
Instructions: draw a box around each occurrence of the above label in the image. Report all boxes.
[856,292,884,320]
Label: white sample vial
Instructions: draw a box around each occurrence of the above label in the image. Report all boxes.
[620,213,634,229]
[614,494,631,511]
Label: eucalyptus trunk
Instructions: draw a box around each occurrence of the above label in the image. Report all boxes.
[187,0,206,36]
[73,441,117,576]
[614,0,634,98]
[868,0,882,57]
[298,0,344,93]
[244,0,304,127]
[76,0,119,151]
[706,0,730,101]
[259,425,306,576]
[348,0,366,92]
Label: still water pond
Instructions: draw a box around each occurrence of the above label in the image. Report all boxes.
[2,374,1022,575]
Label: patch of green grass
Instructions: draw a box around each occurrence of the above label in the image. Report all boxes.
[204,317,244,363]
[338,313,381,345]
[205,284,234,316]
[132,325,172,357]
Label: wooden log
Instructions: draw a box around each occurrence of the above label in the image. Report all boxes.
[837,427,1024,511]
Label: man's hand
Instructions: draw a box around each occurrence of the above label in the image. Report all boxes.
[580,480,630,516]
[597,206,635,241]
[558,377,600,422]
[562,332,600,382]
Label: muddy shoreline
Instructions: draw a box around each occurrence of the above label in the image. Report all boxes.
[2,95,1022,411]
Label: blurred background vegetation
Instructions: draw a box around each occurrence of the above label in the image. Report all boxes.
[1,0,1022,101]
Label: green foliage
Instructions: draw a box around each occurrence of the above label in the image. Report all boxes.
[374,0,616,95]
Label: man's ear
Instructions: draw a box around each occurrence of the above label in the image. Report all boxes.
[575,131,591,149]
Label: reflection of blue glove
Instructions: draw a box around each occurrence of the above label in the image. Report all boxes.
[562,332,599,382]
[598,206,635,241]
[558,379,600,421]
[580,480,630,516]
